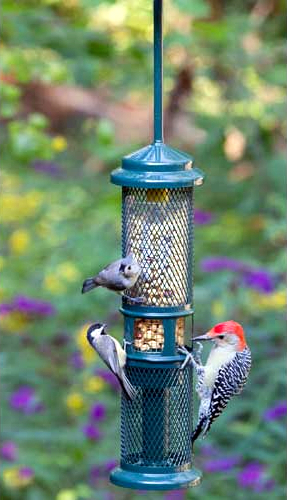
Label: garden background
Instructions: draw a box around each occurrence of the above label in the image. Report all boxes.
[0,0,286,499]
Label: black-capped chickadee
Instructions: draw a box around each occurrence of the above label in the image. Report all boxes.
[82,253,143,303]
[86,323,137,400]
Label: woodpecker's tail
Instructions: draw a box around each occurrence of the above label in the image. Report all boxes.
[120,371,137,401]
[82,278,98,294]
[192,416,208,443]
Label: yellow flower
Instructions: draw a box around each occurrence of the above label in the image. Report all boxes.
[1,172,20,190]
[66,392,85,414]
[44,274,66,295]
[271,290,286,309]
[44,263,80,294]
[212,300,226,318]
[3,468,21,488]
[76,323,95,364]
[2,467,34,488]
[56,490,77,500]
[0,312,28,333]
[52,135,67,152]
[1,191,43,223]
[9,229,30,254]
[84,376,105,393]
[252,290,286,310]
[56,262,80,282]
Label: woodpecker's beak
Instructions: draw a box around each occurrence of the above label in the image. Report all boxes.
[192,333,212,342]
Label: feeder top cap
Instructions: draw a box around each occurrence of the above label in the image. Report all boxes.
[111,142,205,188]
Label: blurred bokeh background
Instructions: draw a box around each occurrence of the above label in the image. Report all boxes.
[0,0,286,499]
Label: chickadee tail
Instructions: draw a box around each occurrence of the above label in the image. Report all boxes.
[191,416,208,443]
[120,371,137,401]
[82,278,98,294]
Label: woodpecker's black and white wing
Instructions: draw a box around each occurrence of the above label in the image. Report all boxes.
[192,347,251,442]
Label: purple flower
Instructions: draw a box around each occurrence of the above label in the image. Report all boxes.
[203,456,240,473]
[0,441,18,461]
[14,296,56,316]
[201,257,243,273]
[9,386,43,414]
[94,368,120,392]
[82,423,102,441]
[165,490,185,500]
[0,296,55,317]
[19,467,34,479]
[263,401,287,421]
[90,403,106,422]
[199,443,218,456]
[90,459,118,483]
[194,209,214,225]
[90,465,102,481]
[242,270,275,294]
[237,462,275,492]
[70,351,84,370]
[200,257,275,294]
[104,459,118,473]
[32,160,63,177]
[0,303,14,315]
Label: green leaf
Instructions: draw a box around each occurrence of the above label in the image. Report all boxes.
[173,0,210,16]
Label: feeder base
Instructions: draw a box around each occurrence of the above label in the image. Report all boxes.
[110,467,202,490]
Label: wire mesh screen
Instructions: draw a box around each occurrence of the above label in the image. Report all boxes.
[133,318,185,352]
[122,188,194,307]
[121,365,193,468]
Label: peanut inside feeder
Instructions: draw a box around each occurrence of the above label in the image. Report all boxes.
[133,317,185,352]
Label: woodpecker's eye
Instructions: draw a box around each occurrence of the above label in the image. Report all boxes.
[217,335,225,339]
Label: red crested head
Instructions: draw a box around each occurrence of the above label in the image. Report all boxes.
[207,320,247,351]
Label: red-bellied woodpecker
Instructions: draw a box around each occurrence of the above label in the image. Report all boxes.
[178,320,251,443]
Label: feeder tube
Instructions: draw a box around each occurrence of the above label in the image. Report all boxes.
[153,0,163,143]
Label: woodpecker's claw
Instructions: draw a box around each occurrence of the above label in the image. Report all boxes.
[194,341,203,365]
[195,341,203,356]
[178,346,195,370]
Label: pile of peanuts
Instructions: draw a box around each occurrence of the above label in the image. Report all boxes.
[133,318,185,352]
[176,317,185,346]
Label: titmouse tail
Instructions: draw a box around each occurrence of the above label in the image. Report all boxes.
[120,371,137,401]
[82,278,98,294]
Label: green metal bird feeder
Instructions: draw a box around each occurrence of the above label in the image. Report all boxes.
[109,0,204,490]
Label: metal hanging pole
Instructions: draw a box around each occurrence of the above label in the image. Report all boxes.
[153,0,163,143]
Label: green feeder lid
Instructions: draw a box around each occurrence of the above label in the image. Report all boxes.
[111,142,205,188]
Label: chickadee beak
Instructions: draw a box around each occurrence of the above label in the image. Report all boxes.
[192,333,212,342]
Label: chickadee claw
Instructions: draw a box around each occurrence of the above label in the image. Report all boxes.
[122,339,132,352]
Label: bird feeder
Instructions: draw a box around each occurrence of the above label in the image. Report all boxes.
[109,0,204,490]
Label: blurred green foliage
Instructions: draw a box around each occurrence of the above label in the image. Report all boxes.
[0,0,286,500]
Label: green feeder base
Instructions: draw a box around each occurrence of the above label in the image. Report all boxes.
[110,467,202,491]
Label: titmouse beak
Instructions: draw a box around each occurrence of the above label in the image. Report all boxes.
[192,333,212,342]
[119,263,126,273]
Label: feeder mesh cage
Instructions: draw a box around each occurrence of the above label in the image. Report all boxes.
[122,187,194,308]
[121,365,193,468]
